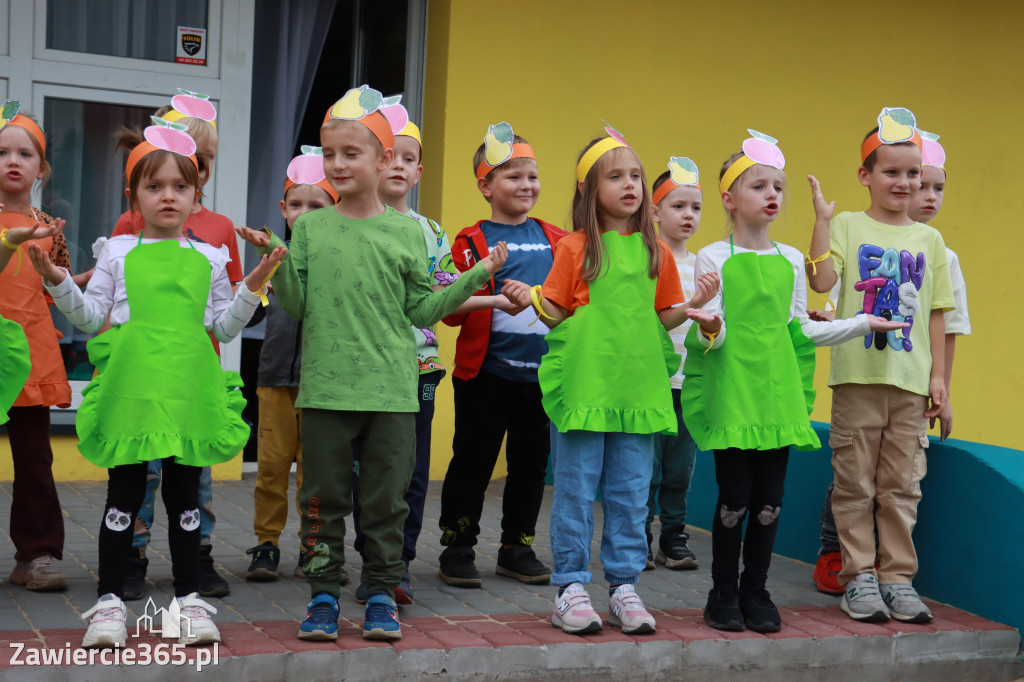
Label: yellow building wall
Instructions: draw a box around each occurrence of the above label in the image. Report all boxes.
[420,0,1023,478]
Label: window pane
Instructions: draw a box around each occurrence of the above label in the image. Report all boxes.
[46,0,209,63]
[42,98,152,381]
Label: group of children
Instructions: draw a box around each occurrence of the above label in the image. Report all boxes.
[0,89,965,647]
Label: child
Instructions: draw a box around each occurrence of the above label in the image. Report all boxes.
[351,108,517,603]
[436,122,564,589]
[0,100,71,592]
[245,147,338,581]
[237,86,508,642]
[28,119,281,648]
[111,93,237,600]
[682,130,907,634]
[806,113,957,622]
[504,129,717,636]
[645,157,703,571]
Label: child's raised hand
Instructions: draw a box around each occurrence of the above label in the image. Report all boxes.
[807,308,835,322]
[481,241,508,275]
[807,175,836,222]
[685,308,723,335]
[235,225,272,248]
[244,245,287,294]
[688,272,720,309]
[26,242,67,284]
[501,280,533,309]
[864,314,909,333]
[3,217,66,246]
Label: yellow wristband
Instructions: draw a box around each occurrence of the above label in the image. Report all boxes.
[805,250,831,276]
[530,285,554,321]
[1,229,17,250]
[701,328,719,355]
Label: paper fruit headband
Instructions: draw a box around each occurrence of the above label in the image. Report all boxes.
[652,157,701,206]
[860,107,923,164]
[324,85,397,150]
[125,116,199,183]
[576,125,629,183]
[0,100,46,154]
[719,129,786,194]
[378,101,421,148]
[162,89,218,129]
[285,146,339,203]
[476,122,534,180]
[918,129,945,170]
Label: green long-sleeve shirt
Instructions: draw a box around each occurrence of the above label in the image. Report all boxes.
[259,205,491,412]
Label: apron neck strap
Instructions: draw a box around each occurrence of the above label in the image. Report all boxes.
[730,234,781,256]
[137,231,197,250]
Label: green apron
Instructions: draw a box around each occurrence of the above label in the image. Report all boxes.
[0,314,31,424]
[681,238,817,452]
[76,237,248,467]
[539,231,679,435]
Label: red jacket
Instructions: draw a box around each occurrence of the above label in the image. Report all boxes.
[443,218,567,380]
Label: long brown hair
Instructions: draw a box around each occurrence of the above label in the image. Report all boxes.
[572,139,659,281]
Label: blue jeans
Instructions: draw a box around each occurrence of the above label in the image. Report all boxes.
[646,389,697,533]
[549,426,654,587]
[133,461,215,548]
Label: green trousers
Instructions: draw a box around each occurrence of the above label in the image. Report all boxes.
[300,408,415,598]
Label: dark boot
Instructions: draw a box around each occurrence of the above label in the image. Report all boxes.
[198,544,230,598]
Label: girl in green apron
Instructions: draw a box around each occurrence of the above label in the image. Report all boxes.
[27,122,284,649]
[681,131,908,634]
[504,130,718,636]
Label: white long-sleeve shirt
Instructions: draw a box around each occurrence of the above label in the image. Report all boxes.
[45,235,260,343]
[694,239,871,350]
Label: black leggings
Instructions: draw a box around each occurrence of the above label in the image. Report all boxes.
[711,447,789,593]
[98,458,202,598]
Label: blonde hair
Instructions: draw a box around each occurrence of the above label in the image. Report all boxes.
[718,152,787,235]
[572,140,659,282]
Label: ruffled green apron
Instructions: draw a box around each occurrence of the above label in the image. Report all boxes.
[76,237,248,467]
[681,238,818,452]
[539,231,679,435]
[0,315,31,424]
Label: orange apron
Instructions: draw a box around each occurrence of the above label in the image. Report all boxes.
[0,212,71,407]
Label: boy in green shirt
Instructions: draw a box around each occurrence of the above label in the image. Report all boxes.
[237,86,507,642]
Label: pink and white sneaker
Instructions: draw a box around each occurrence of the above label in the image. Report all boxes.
[608,584,656,634]
[552,582,602,634]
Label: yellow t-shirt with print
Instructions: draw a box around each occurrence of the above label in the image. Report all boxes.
[828,211,954,397]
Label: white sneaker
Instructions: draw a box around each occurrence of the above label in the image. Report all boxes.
[552,583,602,635]
[176,592,221,646]
[880,583,933,623]
[608,584,656,634]
[840,573,890,622]
[81,594,127,648]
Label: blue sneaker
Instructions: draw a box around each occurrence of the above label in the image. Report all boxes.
[363,592,401,640]
[298,592,340,641]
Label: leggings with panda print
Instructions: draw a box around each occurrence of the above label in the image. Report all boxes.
[98,458,201,598]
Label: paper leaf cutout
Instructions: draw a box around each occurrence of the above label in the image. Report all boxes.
[1,100,20,122]
[301,144,313,154]
[358,87,383,113]
[383,95,402,107]
[484,122,514,166]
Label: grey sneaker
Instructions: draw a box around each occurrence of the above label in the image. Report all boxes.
[880,583,933,623]
[840,573,890,622]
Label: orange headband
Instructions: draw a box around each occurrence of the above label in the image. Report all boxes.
[125,141,199,185]
[861,128,922,164]
[7,115,46,154]
[322,109,395,151]
[284,177,339,204]
[652,179,701,207]
[475,143,535,180]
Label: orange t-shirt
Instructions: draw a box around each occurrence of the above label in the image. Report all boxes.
[112,206,243,283]
[543,231,685,314]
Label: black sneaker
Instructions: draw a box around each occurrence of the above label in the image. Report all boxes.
[198,544,230,598]
[438,546,482,588]
[245,542,281,581]
[495,545,550,585]
[657,528,698,570]
[740,588,782,633]
[703,585,744,632]
[122,548,148,601]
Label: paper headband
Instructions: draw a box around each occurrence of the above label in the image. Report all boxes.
[284,146,339,203]
[576,125,629,183]
[719,129,786,194]
[652,157,701,206]
[919,129,945,170]
[163,89,218,129]
[323,85,397,150]
[0,101,46,154]
[476,122,534,180]
[125,117,199,183]
[860,107,922,164]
